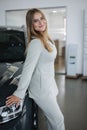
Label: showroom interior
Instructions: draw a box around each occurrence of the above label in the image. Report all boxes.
[0,0,87,130]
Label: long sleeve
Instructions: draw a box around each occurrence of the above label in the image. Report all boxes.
[13,39,43,99]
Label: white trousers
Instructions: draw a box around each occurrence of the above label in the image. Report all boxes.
[33,91,65,130]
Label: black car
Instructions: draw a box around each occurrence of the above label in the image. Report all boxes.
[0,27,38,130]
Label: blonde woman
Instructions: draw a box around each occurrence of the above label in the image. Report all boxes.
[6,8,65,130]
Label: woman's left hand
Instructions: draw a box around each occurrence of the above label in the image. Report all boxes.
[6,95,21,107]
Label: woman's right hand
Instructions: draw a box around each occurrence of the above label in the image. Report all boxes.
[6,95,21,107]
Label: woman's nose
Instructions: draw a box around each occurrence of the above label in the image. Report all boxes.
[38,19,43,24]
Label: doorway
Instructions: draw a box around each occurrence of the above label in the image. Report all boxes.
[41,7,66,74]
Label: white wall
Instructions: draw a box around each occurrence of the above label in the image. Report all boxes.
[0,0,87,74]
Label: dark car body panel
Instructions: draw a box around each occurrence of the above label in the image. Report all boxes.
[0,28,26,62]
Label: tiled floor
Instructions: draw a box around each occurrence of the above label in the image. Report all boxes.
[38,74,87,130]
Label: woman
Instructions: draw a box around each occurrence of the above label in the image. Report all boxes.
[6,8,65,130]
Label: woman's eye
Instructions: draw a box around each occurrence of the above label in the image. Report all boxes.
[33,19,38,23]
[33,17,45,23]
[41,17,46,21]
[41,17,45,20]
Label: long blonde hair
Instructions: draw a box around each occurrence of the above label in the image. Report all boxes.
[26,8,53,52]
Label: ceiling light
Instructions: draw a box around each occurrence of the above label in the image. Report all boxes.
[52,10,57,13]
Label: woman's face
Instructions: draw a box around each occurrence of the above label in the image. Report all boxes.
[33,12,47,32]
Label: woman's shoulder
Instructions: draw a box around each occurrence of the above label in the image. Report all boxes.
[31,38,41,44]
[30,38,43,48]
[26,38,43,53]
